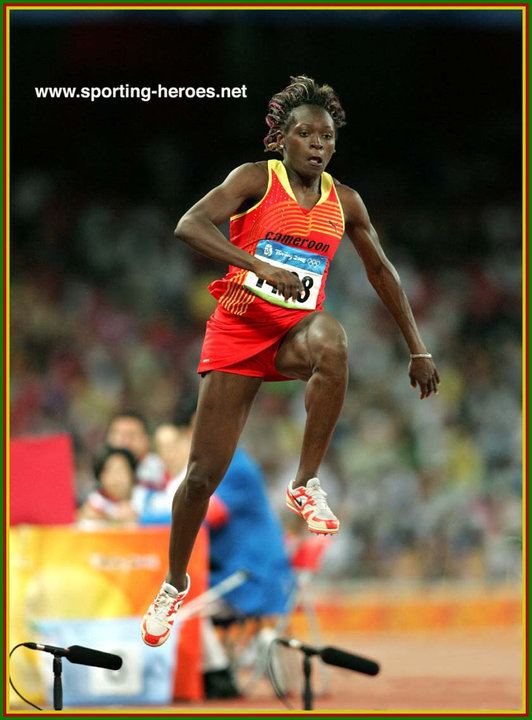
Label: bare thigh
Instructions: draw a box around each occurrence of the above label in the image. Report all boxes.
[185,371,263,491]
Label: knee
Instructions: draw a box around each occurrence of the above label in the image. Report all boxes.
[310,318,348,379]
[182,460,224,502]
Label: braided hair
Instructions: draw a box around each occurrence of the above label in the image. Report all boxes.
[264,75,346,153]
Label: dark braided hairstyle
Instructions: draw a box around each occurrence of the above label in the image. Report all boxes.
[264,75,346,153]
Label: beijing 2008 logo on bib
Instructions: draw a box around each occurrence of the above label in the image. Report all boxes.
[243,239,328,311]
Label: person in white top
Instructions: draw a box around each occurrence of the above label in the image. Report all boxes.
[77,446,139,523]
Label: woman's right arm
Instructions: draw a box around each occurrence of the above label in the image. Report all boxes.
[175,163,303,302]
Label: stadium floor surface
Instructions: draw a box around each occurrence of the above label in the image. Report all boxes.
[81,625,523,714]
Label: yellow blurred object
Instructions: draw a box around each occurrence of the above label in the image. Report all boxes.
[8,525,168,708]
[189,274,217,323]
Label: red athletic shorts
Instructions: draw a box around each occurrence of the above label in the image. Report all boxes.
[197,301,312,382]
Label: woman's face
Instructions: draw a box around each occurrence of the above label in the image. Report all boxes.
[100,454,134,501]
[280,104,336,177]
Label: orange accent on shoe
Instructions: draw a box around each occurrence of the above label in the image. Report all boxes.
[141,576,190,647]
[286,478,340,535]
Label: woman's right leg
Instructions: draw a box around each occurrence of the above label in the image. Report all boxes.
[167,370,262,589]
[142,370,262,647]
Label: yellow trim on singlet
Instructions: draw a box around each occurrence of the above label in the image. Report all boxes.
[229,159,335,221]
[273,159,333,208]
[336,187,346,235]
[229,162,273,221]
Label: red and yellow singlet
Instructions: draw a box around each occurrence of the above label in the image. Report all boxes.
[198,159,345,380]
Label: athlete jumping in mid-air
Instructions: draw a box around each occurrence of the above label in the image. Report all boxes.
[142,75,439,647]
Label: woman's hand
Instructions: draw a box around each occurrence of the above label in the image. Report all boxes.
[253,259,304,302]
[409,357,440,399]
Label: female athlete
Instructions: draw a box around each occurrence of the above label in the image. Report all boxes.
[142,75,439,647]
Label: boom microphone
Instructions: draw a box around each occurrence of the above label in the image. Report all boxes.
[320,646,380,676]
[23,643,123,671]
[276,638,379,676]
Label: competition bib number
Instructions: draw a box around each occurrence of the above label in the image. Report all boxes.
[243,239,327,311]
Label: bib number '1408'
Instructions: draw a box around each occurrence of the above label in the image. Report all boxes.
[243,239,327,311]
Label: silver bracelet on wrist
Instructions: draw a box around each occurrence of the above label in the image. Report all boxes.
[410,353,432,359]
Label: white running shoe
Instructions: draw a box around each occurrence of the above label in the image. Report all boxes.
[141,575,190,647]
[286,477,340,535]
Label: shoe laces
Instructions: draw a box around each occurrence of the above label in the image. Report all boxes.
[152,589,179,619]
[306,479,335,518]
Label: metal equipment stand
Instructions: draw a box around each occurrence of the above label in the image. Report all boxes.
[52,654,63,711]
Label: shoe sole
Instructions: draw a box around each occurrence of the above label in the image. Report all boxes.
[141,636,168,647]
[141,623,170,647]
[285,495,340,535]
[141,636,169,647]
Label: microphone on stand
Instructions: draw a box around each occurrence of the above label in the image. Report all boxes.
[276,638,380,676]
[320,646,379,676]
[22,643,123,671]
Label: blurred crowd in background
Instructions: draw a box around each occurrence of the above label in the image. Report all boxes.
[10,153,522,585]
[9,10,522,586]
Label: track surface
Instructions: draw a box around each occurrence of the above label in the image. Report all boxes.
[84,626,523,714]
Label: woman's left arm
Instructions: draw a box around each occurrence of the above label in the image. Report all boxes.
[338,183,440,399]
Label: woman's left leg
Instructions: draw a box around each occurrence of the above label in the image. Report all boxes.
[274,311,348,534]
